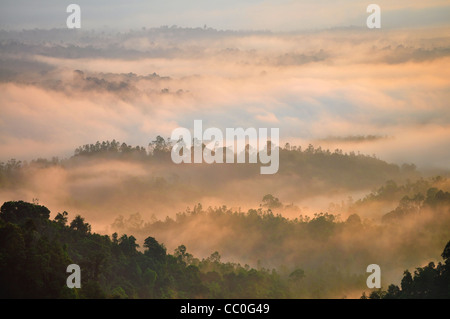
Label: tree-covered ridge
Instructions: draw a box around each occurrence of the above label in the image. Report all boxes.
[0,138,419,191]
[1,193,449,298]
[345,176,450,218]
[362,240,450,299]
[112,181,450,296]
[74,138,418,182]
[1,140,448,298]
[353,178,436,205]
[1,200,352,299]
[0,139,424,231]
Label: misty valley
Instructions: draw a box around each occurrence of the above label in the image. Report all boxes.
[1,22,450,300]
[0,139,449,298]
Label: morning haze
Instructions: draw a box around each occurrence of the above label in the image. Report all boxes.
[0,0,450,299]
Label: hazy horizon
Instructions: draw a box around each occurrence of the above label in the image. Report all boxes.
[1,0,450,31]
[1,0,450,300]
[1,25,450,171]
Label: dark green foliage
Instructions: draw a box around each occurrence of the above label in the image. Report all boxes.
[54,211,68,226]
[69,215,91,234]
[2,180,449,299]
[0,201,50,224]
[0,201,309,299]
[144,236,166,260]
[364,240,450,299]
[0,212,72,298]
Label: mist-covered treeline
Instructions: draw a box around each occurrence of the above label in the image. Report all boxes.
[1,140,449,298]
[1,199,449,299]
[0,139,419,220]
[0,200,364,298]
[112,177,450,293]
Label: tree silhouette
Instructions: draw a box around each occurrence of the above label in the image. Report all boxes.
[69,215,91,234]
[365,240,450,299]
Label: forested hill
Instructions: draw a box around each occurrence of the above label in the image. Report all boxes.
[1,138,420,198]
[1,200,449,299]
[363,241,450,299]
[0,200,288,298]
[0,200,363,299]
[113,181,450,284]
[74,138,420,188]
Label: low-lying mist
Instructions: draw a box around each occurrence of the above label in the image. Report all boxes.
[2,141,449,288]
[112,177,450,290]
[0,141,423,229]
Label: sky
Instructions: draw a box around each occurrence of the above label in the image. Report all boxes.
[1,1,450,170]
[1,0,450,31]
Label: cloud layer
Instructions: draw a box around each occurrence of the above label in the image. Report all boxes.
[1,27,450,170]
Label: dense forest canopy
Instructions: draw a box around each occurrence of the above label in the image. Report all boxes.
[0,200,356,298]
[1,200,449,298]
[362,240,450,299]
[113,179,450,289]
[1,137,419,188]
